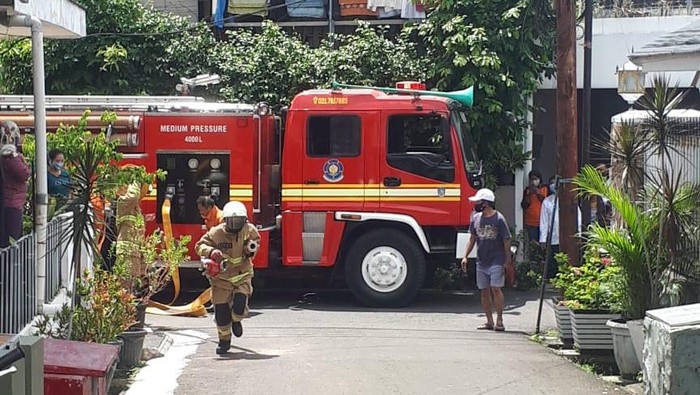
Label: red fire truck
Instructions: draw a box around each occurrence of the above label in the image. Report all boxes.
[0,81,483,307]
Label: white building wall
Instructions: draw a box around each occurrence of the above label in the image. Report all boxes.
[539,16,700,90]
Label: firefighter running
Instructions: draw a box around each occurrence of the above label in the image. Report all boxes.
[195,201,260,355]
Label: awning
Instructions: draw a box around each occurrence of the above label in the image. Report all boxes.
[0,0,86,39]
[628,19,700,72]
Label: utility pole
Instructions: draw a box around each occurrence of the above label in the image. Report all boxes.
[556,0,579,265]
[581,0,593,230]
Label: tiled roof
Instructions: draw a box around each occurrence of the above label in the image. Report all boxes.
[629,19,700,60]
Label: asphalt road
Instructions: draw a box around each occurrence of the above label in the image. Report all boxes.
[142,288,620,395]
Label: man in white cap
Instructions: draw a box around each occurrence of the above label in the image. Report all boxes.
[460,188,512,331]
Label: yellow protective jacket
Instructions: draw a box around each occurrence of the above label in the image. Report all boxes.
[195,222,260,286]
[115,182,145,277]
[116,182,143,242]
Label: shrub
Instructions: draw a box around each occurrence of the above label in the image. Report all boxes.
[552,250,624,312]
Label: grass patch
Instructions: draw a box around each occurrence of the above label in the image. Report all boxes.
[573,352,618,376]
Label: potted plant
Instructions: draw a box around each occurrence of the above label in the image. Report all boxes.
[553,248,623,352]
[575,164,699,373]
[550,253,575,345]
[575,76,700,378]
[574,76,700,374]
[70,265,138,345]
[111,211,189,368]
[115,212,191,321]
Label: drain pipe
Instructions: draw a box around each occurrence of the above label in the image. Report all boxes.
[10,15,48,314]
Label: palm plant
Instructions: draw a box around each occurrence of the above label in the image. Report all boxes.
[574,166,658,319]
[24,110,163,339]
[48,111,157,282]
[574,74,700,319]
[597,121,647,200]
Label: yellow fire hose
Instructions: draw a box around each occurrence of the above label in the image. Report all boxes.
[146,195,213,317]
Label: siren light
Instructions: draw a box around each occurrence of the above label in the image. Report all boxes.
[395,81,427,90]
[331,81,474,108]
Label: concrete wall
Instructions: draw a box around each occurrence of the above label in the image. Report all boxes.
[494,185,517,235]
[644,314,700,395]
[140,0,200,21]
[538,16,700,90]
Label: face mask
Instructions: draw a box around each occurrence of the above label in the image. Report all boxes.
[52,161,64,170]
[225,217,247,234]
[474,202,485,212]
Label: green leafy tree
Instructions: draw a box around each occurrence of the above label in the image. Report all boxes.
[416,0,555,183]
[215,22,427,109]
[0,0,555,188]
[0,0,218,95]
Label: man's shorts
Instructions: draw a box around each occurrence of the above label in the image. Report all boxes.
[476,264,505,290]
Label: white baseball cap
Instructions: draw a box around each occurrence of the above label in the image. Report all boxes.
[468,188,495,202]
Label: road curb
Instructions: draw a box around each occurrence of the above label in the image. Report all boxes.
[141,329,174,361]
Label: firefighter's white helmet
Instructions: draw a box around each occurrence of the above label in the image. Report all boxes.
[223,201,247,219]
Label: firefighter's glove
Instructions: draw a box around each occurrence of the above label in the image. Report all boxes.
[210,249,223,262]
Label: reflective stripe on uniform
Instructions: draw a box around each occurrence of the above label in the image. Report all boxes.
[221,267,254,285]
[223,256,244,266]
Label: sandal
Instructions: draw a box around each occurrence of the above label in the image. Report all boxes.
[477,323,494,330]
[494,324,505,332]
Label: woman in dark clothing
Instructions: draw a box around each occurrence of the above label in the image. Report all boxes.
[47,148,71,209]
[0,121,30,247]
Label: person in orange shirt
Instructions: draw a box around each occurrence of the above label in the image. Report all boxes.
[520,170,548,245]
[197,196,224,231]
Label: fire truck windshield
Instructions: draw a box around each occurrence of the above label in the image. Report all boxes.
[451,110,479,174]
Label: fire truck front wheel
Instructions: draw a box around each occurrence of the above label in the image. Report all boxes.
[345,229,426,308]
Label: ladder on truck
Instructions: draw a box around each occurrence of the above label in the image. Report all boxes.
[0,94,205,111]
[0,95,256,113]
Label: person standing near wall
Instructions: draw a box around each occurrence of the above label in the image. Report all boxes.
[539,177,582,279]
[0,121,30,248]
[520,170,548,245]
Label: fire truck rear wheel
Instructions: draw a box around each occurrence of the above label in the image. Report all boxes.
[345,229,426,308]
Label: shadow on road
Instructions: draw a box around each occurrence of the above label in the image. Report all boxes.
[216,345,280,361]
[248,287,557,316]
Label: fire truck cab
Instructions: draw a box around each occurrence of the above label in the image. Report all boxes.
[279,83,483,306]
[0,82,483,307]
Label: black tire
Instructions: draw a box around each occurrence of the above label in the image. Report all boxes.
[344,229,427,308]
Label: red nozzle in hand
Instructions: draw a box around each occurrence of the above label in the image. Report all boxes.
[202,258,223,277]
[210,249,223,262]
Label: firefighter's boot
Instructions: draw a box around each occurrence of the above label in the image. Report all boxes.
[214,303,232,355]
[233,321,243,338]
[216,340,231,355]
[232,293,247,338]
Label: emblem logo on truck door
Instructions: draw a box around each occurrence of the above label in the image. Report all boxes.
[323,159,344,183]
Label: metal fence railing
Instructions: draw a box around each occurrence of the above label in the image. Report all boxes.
[0,233,37,335]
[0,213,73,335]
[594,0,700,18]
[45,213,72,300]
